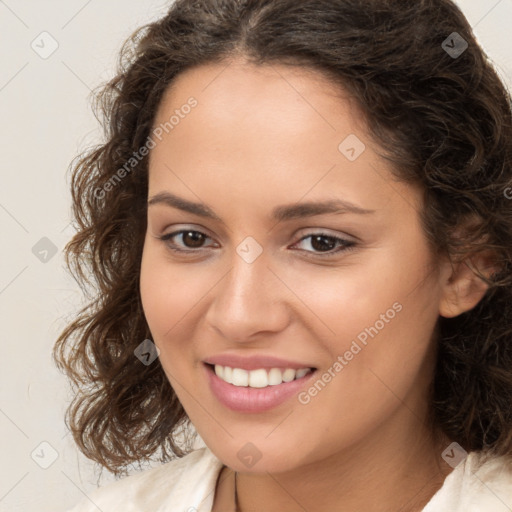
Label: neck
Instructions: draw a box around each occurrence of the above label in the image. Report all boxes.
[232,415,453,512]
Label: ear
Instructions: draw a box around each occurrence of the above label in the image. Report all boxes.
[439,249,498,319]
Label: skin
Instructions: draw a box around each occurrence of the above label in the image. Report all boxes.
[139,57,491,512]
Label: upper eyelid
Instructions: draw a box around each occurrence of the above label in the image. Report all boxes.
[160,219,353,234]
[161,225,351,238]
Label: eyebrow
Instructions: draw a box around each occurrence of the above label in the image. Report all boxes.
[147,191,376,222]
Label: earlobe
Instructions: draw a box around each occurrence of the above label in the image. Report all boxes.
[438,252,496,319]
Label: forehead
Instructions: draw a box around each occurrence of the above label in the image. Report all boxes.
[153,58,363,141]
[147,59,421,220]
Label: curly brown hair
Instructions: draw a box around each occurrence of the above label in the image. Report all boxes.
[54,0,512,475]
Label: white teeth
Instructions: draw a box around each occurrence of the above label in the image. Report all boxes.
[295,368,309,379]
[223,366,233,384]
[213,365,313,388]
[282,368,296,382]
[248,369,268,388]
[232,368,249,386]
[268,368,283,385]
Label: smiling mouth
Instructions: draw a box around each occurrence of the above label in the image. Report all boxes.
[204,363,317,388]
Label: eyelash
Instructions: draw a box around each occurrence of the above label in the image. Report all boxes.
[157,229,357,258]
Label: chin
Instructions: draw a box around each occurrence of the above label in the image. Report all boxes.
[204,435,312,474]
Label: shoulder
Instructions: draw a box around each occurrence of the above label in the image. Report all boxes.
[65,446,224,512]
[462,451,512,510]
[423,450,512,511]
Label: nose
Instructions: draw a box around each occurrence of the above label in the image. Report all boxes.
[204,247,290,343]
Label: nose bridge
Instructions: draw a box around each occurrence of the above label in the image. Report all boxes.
[205,238,288,338]
[220,243,273,314]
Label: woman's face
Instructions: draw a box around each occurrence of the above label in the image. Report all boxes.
[140,59,450,473]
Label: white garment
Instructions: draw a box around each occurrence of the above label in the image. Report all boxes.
[66,446,512,512]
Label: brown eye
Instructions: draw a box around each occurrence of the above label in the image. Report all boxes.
[292,233,356,258]
[159,229,214,252]
[180,231,206,248]
[310,235,337,252]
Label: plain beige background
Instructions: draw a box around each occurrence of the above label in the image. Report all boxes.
[0,1,511,511]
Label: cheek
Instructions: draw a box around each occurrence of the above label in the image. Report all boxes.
[140,277,195,335]
[289,246,439,403]
[139,242,225,378]
[140,242,201,335]
[275,253,406,350]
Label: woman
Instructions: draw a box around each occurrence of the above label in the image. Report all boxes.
[56,0,512,510]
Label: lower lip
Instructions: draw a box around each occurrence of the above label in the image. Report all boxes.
[204,363,317,413]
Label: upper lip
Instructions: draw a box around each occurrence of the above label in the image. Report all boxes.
[203,353,317,371]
